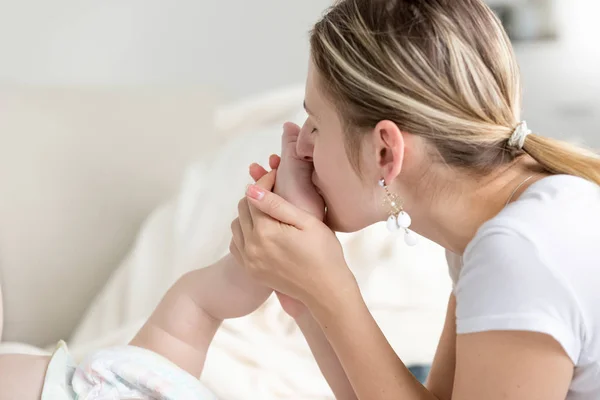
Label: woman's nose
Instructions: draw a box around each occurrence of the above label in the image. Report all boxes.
[296,123,315,161]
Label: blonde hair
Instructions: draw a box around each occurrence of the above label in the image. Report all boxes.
[310,0,600,184]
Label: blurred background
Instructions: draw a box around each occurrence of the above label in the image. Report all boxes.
[1,0,598,142]
[0,0,598,398]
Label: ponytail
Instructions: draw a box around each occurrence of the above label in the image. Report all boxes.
[524,134,600,186]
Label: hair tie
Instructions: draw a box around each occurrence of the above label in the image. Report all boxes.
[507,121,532,150]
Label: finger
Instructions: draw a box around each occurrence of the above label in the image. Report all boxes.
[230,218,245,254]
[269,154,281,170]
[246,184,311,229]
[237,197,254,237]
[249,163,268,182]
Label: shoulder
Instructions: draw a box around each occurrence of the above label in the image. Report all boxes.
[444,176,599,287]
[456,223,584,363]
[454,175,597,365]
[458,175,588,306]
[464,174,599,267]
[458,221,553,300]
[501,174,599,228]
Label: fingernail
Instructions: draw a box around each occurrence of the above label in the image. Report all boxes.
[246,185,265,200]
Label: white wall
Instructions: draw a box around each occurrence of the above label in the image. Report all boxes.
[0,0,597,348]
[0,0,597,145]
[515,0,600,148]
[0,0,330,96]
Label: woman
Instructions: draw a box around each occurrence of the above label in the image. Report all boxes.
[231,0,600,399]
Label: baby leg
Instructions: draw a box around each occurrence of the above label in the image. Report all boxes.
[0,279,52,399]
[0,354,50,400]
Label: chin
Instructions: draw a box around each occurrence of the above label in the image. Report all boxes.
[324,207,370,233]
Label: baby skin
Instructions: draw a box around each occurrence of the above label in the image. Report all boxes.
[0,122,326,399]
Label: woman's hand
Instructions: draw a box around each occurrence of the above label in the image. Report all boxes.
[246,122,327,318]
[247,153,305,318]
[248,155,307,318]
[230,171,358,312]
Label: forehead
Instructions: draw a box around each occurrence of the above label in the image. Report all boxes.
[305,61,318,102]
[305,61,333,116]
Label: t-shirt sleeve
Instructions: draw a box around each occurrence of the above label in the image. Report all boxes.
[455,225,584,364]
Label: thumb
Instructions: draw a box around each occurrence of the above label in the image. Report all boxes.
[246,186,311,229]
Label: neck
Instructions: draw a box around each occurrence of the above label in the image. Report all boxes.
[404,157,548,255]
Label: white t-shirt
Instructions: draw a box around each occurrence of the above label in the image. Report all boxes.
[447,175,600,399]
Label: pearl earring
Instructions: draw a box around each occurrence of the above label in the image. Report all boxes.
[379,178,418,246]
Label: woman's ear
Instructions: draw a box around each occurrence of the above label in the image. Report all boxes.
[372,120,405,183]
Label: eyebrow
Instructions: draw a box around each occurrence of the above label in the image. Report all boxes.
[303,100,319,120]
